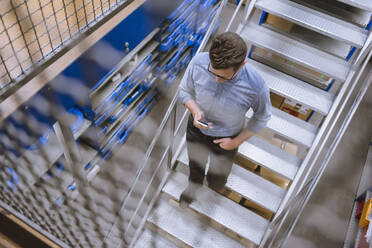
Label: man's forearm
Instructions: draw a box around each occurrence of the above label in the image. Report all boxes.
[185,99,202,117]
[234,128,255,146]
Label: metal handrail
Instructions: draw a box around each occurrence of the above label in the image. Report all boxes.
[272,68,356,221]
[122,0,370,246]
[268,49,372,248]
[102,92,180,245]
[125,1,228,246]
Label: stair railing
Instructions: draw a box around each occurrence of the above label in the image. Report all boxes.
[108,1,229,246]
[261,47,372,248]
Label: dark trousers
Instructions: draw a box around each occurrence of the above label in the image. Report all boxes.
[186,116,238,191]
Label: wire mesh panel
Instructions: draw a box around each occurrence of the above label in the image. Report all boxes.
[0,0,131,96]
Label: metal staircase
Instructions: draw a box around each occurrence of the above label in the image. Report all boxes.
[2,0,371,246]
[130,0,372,247]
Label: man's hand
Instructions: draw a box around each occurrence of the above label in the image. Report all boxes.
[213,138,240,150]
[193,110,213,130]
[215,129,256,150]
[184,99,213,130]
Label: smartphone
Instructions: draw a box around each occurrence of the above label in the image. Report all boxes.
[195,120,209,128]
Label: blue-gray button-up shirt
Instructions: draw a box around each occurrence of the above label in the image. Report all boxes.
[178,52,271,137]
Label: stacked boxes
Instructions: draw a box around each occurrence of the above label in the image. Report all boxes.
[270,91,313,122]
[260,137,296,189]
[265,14,294,33]
[280,98,312,121]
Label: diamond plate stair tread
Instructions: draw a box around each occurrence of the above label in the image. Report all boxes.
[246,107,318,147]
[256,0,367,47]
[294,0,372,27]
[239,136,301,180]
[162,171,269,245]
[247,58,334,115]
[147,198,246,248]
[239,23,350,82]
[336,0,372,12]
[288,24,351,59]
[177,147,286,212]
[134,228,179,248]
[229,165,285,211]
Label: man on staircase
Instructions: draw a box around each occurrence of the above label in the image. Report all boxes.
[178,32,272,207]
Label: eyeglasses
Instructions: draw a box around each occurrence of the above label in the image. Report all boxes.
[208,63,238,81]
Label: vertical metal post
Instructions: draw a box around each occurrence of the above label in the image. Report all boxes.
[225,0,243,32]
[53,121,81,167]
[196,0,228,55]
[243,0,257,24]
[168,105,176,169]
[53,119,107,247]
[353,32,372,67]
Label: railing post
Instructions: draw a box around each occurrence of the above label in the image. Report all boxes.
[353,31,372,67]
[168,103,177,170]
[53,119,107,247]
[196,0,228,55]
[243,0,257,24]
[127,0,229,245]
[225,0,244,32]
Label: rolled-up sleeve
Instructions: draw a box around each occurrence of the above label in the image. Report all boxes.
[178,57,195,104]
[246,84,272,133]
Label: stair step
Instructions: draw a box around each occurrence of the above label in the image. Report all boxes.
[293,0,372,28]
[147,196,246,248]
[247,59,334,115]
[135,228,178,248]
[336,0,372,12]
[179,135,301,180]
[239,136,301,180]
[162,171,269,245]
[239,23,350,82]
[246,107,317,147]
[288,25,351,59]
[256,0,368,47]
[178,127,302,181]
[177,148,286,212]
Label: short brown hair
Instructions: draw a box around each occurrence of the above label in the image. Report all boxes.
[209,32,247,70]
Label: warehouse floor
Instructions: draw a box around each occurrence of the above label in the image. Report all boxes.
[0,2,371,248]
